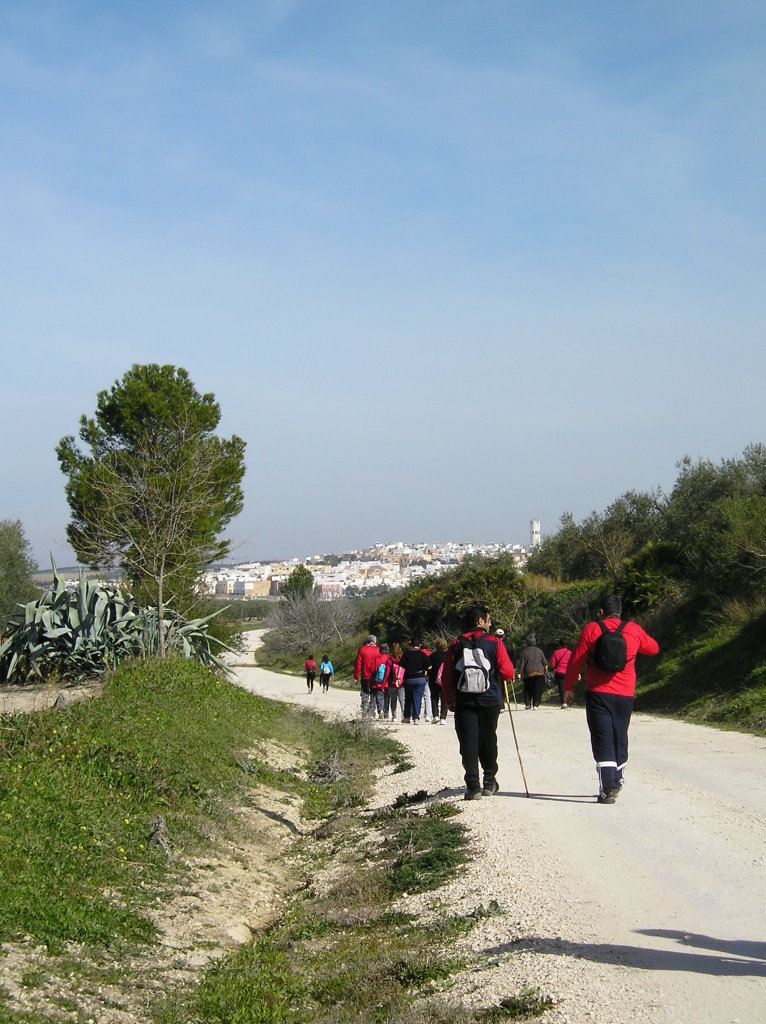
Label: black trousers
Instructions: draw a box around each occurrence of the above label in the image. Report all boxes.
[454,697,502,791]
[585,691,633,794]
[555,672,566,704]
[430,681,448,719]
[523,675,544,708]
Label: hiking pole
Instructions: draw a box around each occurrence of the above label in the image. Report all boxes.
[509,674,519,710]
[503,679,530,798]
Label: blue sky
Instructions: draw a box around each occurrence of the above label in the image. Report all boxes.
[2,1,765,567]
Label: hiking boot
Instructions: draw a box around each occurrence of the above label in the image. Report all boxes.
[464,789,483,801]
[597,791,616,804]
[607,786,622,800]
[482,780,500,796]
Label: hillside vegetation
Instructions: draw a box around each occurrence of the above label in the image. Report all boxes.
[363,444,766,737]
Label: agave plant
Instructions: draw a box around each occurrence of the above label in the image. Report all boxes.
[0,561,231,684]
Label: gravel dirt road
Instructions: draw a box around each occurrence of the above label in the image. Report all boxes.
[234,636,766,1024]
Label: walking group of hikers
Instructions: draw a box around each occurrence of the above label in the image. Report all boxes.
[353,634,453,724]
[352,595,659,805]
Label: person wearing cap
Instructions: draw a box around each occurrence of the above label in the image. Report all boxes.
[516,635,548,709]
[564,594,659,804]
[494,627,516,667]
[354,634,380,716]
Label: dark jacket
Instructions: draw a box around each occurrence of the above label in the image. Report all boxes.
[441,629,514,706]
[399,647,430,679]
[516,644,547,679]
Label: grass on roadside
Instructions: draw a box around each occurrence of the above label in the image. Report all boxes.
[158,794,553,1024]
[1,658,552,1024]
[0,657,398,1020]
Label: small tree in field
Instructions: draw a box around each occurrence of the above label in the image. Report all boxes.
[56,364,246,656]
[281,563,315,600]
[0,520,39,630]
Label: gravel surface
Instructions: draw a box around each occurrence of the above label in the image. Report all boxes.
[235,636,766,1023]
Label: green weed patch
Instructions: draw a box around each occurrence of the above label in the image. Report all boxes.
[383,804,470,895]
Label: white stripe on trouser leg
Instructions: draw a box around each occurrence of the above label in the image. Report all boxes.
[596,761,617,796]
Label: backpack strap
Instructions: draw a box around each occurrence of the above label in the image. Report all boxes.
[597,619,625,636]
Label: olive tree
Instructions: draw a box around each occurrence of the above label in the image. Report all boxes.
[56,365,246,656]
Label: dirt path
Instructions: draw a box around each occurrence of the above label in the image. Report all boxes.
[234,636,766,1024]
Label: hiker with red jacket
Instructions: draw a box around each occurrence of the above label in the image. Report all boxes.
[442,604,514,800]
[549,640,573,708]
[353,634,380,716]
[304,655,317,693]
[564,594,659,805]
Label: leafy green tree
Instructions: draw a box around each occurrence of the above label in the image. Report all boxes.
[719,494,766,580]
[0,520,39,630]
[281,564,315,601]
[371,552,526,644]
[528,491,664,584]
[56,365,246,656]
[660,446,766,596]
[526,512,602,581]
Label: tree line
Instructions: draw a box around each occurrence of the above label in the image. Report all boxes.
[358,443,766,660]
[526,443,766,609]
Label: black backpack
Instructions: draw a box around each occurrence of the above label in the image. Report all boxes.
[592,620,627,672]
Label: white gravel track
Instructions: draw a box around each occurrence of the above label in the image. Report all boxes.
[233,635,766,1024]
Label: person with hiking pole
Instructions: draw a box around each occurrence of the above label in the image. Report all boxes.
[441,605,514,800]
[564,594,659,805]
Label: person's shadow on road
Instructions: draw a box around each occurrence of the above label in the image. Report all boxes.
[483,931,766,977]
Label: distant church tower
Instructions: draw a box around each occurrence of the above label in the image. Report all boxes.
[530,519,541,549]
